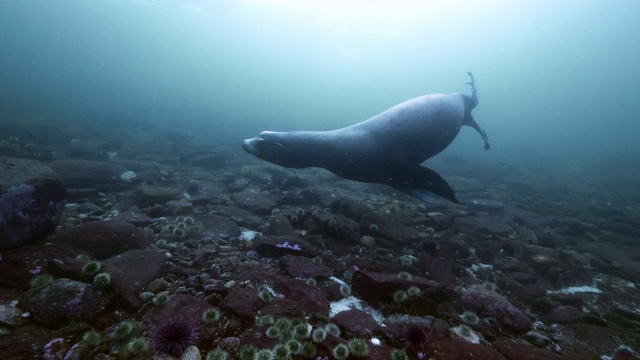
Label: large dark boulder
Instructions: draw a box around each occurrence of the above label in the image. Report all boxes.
[51,220,151,259]
[0,157,67,251]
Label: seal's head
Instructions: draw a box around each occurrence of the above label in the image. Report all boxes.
[243,131,299,167]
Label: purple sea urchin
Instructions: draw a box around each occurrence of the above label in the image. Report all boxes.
[400,325,431,358]
[148,316,199,357]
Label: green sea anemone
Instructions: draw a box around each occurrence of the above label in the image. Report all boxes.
[124,337,148,356]
[393,290,408,303]
[93,272,111,288]
[266,326,280,340]
[202,307,221,324]
[259,315,275,325]
[460,311,480,325]
[82,261,101,276]
[332,343,349,360]
[306,278,317,287]
[239,345,258,360]
[300,341,317,358]
[329,217,338,227]
[324,323,341,337]
[397,271,412,280]
[112,321,134,340]
[391,349,409,360]
[259,288,273,303]
[153,292,170,305]
[311,328,327,343]
[272,343,291,360]
[172,228,186,238]
[339,284,351,297]
[312,257,323,264]
[293,324,309,339]
[82,329,101,347]
[255,349,273,360]
[368,224,379,232]
[206,348,228,360]
[274,318,292,333]
[30,274,54,288]
[286,339,302,354]
[407,286,421,297]
[347,338,368,358]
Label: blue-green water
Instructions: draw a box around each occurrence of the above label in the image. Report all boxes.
[1,0,639,167]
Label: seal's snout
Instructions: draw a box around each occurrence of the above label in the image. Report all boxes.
[242,138,257,154]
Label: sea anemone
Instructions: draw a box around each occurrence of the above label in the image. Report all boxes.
[390,349,409,360]
[93,272,111,288]
[347,338,368,358]
[311,328,327,343]
[397,272,412,280]
[300,341,317,358]
[82,261,101,276]
[324,323,341,337]
[393,290,408,303]
[112,321,134,340]
[259,315,275,326]
[286,339,302,354]
[460,311,480,325]
[124,337,148,356]
[400,325,431,358]
[339,284,351,297]
[332,343,350,360]
[407,286,421,297]
[202,307,221,324]
[293,324,309,339]
[148,316,199,357]
[266,326,280,339]
[255,349,273,360]
[82,330,101,347]
[272,343,291,360]
[206,348,228,360]
[258,288,274,303]
[239,345,258,360]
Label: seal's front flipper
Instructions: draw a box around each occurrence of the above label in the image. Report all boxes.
[392,165,459,203]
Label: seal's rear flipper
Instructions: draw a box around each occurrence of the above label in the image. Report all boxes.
[393,165,459,203]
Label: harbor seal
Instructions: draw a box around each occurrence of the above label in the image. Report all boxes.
[242,73,490,203]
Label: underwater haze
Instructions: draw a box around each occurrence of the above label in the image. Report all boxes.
[2,0,639,163]
[4,2,640,358]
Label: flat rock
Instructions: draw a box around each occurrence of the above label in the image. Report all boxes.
[198,214,242,239]
[220,287,262,320]
[48,159,127,188]
[0,157,67,250]
[19,278,112,327]
[135,183,182,207]
[455,215,514,236]
[360,213,422,244]
[493,339,562,360]
[0,244,79,289]
[272,278,330,316]
[352,270,443,305]
[279,254,333,279]
[103,249,167,308]
[51,220,151,259]
[332,308,381,338]
[461,285,532,333]
[230,190,282,215]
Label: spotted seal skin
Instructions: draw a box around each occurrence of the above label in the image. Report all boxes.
[243,73,489,203]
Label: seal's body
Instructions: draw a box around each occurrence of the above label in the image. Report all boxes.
[243,73,489,203]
